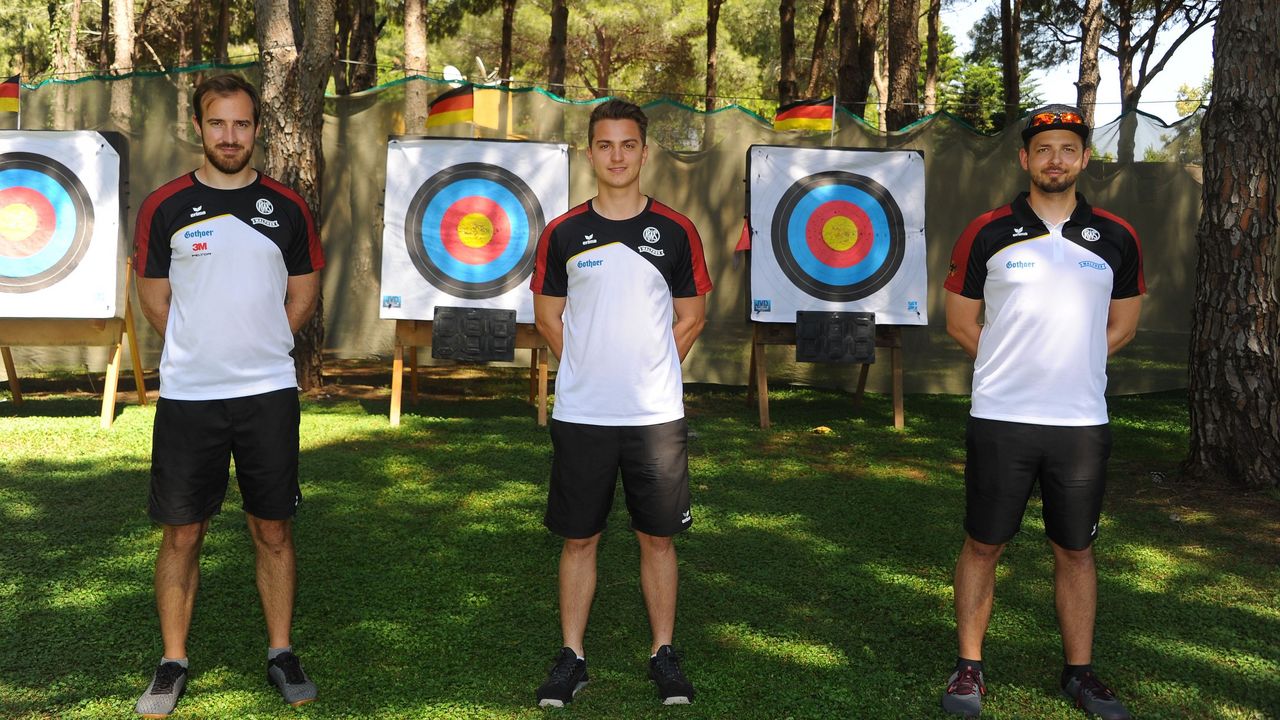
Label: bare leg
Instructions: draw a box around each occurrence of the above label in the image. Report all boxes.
[155,520,209,659]
[1051,540,1096,665]
[558,534,600,657]
[636,531,678,654]
[246,514,296,649]
[954,535,1006,660]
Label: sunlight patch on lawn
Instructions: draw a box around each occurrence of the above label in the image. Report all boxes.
[711,621,848,669]
[860,561,952,601]
[720,512,845,556]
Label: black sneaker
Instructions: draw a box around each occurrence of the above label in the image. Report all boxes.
[648,645,694,705]
[1062,671,1131,719]
[536,647,588,707]
[135,662,187,718]
[266,651,317,707]
[941,665,985,717]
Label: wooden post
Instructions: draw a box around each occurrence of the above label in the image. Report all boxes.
[1,346,20,406]
[749,322,906,430]
[389,319,550,426]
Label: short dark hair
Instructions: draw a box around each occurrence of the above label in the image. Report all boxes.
[193,74,261,126]
[588,99,648,145]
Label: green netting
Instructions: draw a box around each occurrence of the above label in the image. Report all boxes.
[0,66,1202,394]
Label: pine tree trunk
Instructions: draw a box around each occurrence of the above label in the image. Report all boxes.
[548,0,568,96]
[1076,0,1102,126]
[886,0,920,131]
[404,0,429,129]
[1185,0,1280,489]
[255,0,335,391]
[923,0,940,115]
[804,0,836,98]
[500,0,516,84]
[999,0,1021,127]
[349,0,377,91]
[705,0,722,113]
[836,0,877,120]
[109,0,134,129]
[779,0,798,107]
[215,0,230,63]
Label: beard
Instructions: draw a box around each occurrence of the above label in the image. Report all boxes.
[203,140,253,175]
[1030,168,1077,194]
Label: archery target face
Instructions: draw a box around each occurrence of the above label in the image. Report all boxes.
[381,139,569,322]
[0,132,120,318]
[749,146,927,325]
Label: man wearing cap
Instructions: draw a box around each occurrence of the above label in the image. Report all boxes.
[938,104,1144,720]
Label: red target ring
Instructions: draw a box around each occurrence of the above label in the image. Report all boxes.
[804,200,874,268]
[439,196,512,265]
[0,186,57,257]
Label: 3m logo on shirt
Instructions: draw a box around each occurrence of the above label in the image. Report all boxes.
[184,229,213,257]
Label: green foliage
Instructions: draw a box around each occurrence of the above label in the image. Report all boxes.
[0,376,1277,718]
[0,0,54,78]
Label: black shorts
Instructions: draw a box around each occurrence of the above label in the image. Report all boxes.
[148,387,301,525]
[545,418,692,538]
[963,417,1111,550]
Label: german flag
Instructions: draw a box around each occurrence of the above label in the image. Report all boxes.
[0,76,18,114]
[426,85,474,128]
[773,97,834,132]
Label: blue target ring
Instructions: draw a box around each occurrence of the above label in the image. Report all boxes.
[771,170,905,302]
[419,178,530,284]
[0,153,94,293]
[405,162,543,300]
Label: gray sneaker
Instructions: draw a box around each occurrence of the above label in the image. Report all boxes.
[135,662,187,718]
[267,651,317,707]
[941,665,985,717]
[1062,672,1131,719]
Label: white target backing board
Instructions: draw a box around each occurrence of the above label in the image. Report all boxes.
[748,146,927,325]
[380,138,569,323]
[0,131,121,318]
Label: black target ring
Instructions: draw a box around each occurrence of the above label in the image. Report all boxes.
[404,162,544,300]
[771,170,906,302]
[0,152,95,293]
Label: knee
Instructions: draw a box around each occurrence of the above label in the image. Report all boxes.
[161,522,206,553]
[962,536,1005,562]
[563,535,600,556]
[1053,544,1095,567]
[248,518,293,552]
[636,532,675,556]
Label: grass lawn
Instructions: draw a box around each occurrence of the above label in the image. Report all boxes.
[1,369,1277,719]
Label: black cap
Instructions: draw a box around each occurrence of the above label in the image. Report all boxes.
[1021,104,1090,144]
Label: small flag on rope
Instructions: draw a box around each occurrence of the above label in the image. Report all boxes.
[0,76,19,114]
[773,97,834,133]
[426,85,474,128]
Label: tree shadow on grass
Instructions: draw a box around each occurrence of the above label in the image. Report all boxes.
[0,385,1276,719]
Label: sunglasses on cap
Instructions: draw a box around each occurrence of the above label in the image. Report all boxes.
[1029,110,1085,127]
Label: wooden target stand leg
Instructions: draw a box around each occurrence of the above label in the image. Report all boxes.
[389,319,550,427]
[0,260,149,428]
[748,322,905,430]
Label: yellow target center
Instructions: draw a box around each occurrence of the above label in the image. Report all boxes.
[822,215,858,252]
[456,213,495,248]
[0,203,39,243]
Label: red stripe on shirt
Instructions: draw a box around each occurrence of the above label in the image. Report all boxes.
[1092,207,1145,294]
[943,204,1013,296]
[530,202,589,294]
[259,174,325,272]
[650,200,713,295]
[134,173,196,276]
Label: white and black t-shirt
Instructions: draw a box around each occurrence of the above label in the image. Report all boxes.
[135,171,324,400]
[530,198,713,426]
[944,192,1144,426]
